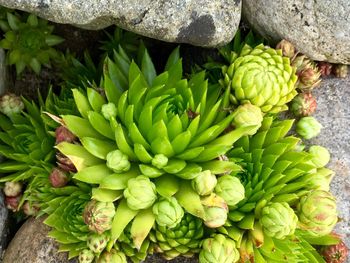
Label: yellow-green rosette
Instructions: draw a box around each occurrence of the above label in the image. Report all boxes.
[222,44,298,113]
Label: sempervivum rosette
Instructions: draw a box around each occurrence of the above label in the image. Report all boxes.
[51,45,254,261]
[150,213,204,260]
[220,44,298,114]
[223,117,337,262]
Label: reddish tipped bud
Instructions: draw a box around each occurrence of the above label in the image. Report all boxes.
[318,62,333,76]
[3,181,22,197]
[55,126,77,144]
[290,93,317,117]
[49,168,68,188]
[321,240,349,263]
[276,39,296,59]
[23,201,40,216]
[5,195,21,212]
[56,152,76,172]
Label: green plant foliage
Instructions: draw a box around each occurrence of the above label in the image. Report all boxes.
[0,12,64,75]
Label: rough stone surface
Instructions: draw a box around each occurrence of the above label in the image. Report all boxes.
[0,0,241,47]
[2,217,197,263]
[2,217,77,263]
[242,0,350,64]
[0,49,7,95]
[0,192,9,260]
[309,74,350,248]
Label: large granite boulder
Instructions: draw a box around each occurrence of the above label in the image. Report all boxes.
[0,192,9,260]
[0,0,241,47]
[242,0,350,64]
[309,74,350,248]
[2,217,76,263]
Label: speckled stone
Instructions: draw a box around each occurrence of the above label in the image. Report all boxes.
[2,217,77,263]
[0,49,7,95]
[308,73,350,248]
[242,0,350,64]
[0,0,241,47]
[0,191,9,260]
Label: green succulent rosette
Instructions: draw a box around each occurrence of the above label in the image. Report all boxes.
[221,44,298,114]
[0,97,55,184]
[83,200,116,234]
[152,197,184,228]
[97,249,127,263]
[199,234,239,263]
[214,174,245,206]
[78,249,95,263]
[232,103,263,135]
[260,202,298,239]
[297,190,338,237]
[296,116,322,139]
[221,117,335,261]
[150,213,204,260]
[117,224,153,263]
[52,45,252,257]
[0,12,64,75]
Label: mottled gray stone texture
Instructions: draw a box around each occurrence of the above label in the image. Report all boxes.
[0,191,9,260]
[242,0,350,64]
[0,0,241,47]
[2,217,77,263]
[309,74,350,248]
[0,49,7,95]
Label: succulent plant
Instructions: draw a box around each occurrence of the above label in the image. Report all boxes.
[232,103,263,135]
[0,97,55,184]
[49,167,69,188]
[214,175,245,207]
[290,92,317,117]
[5,195,21,211]
[201,193,228,228]
[297,190,338,237]
[220,44,298,114]
[55,125,77,145]
[296,116,322,139]
[275,39,296,59]
[87,232,109,254]
[0,12,64,75]
[318,62,333,76]
[22,201,40,216]
[191,170,217,196]
[0,93,24,118]
[83,200,116,234]
[260,202,298,239]
[292,55,322,90]
[333,64,348,78]
[152,197,184,228]
[118,223,153,263]
[78,249,95,263]
[199,234,239,263]
[224,117,335,260]
[150,213,204,259]
[97,249,127,263]
[321,240,349,263]
[123,175,157,210]
[106,150,131,173]
[101,103,117,120]
[309,145,330,168]
[308,167,334,191]
[3,181,22,197]
[43,181,91,259]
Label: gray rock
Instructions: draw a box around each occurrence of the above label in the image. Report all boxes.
[0,0,241,47]
[0,192,9,260]
[2,217,76,263]
[0,48,7,95]
[242,0,350,64]
[309,74,350,248]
